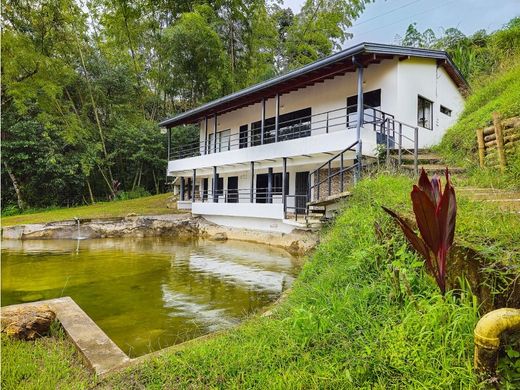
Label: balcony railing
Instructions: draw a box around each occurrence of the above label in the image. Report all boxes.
[168,104,390,160]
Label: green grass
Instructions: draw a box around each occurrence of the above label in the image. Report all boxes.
[437,63,520,189]
[3,174,518,388]
[97,174,511,388]
[1,193,179,226]
[1,322,92,390]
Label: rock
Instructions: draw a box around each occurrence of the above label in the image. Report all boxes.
[210,232,228,241]
[1,304,56,340]
[166,195,178,209]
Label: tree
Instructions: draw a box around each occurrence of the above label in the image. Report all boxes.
[162,5,231,106]
[283,0,372,69]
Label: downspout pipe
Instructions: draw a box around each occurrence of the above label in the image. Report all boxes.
[474,308,520,376]
[352,56,364,182]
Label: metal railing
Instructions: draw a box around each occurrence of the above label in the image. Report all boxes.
[308,140,359,203]
[196,187,285,204]
[169,104,374,160]
[379,117,419,175]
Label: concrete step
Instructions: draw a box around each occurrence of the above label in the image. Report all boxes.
[308,191,351,207]
[401,164,465,174]
[391,153,442,164]
[458,187,520,213]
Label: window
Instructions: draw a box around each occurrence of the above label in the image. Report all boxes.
[218,129,231,152]
[440,105,452,117]
[239,125,248,149]
[417,96,433,130]
[347,89,381,127]
[251,107,311,145]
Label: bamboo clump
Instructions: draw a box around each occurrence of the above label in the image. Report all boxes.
[476,113,520,170]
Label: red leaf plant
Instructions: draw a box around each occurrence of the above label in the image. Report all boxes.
[382,168,457,295]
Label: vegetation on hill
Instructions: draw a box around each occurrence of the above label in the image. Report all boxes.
[5,174,518,388]
[1,0,371,212]
[405,17,520,188]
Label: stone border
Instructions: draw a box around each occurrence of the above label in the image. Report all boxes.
[1,297,130,377]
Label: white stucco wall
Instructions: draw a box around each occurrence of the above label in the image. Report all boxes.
[169,56,464,176]
[396,57,465,148]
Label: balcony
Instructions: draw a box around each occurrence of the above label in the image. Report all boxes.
[168,105,394,162]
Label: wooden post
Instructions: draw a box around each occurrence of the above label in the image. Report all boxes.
[493,112,506,171]
[476,128,485,168]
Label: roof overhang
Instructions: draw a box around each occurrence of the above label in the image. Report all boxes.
[160,42,467,128]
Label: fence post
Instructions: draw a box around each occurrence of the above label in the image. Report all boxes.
[327,161,332,196]
[476,128,485,168]
[326,111,329,134]
[414,127,419,176]
[398,123,403,166]
[493,112,506,172]
[340,152,344,193]
[385,120,390,167]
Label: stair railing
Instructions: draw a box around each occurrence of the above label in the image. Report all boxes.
[379,117,419,175]
[307,140,359,205]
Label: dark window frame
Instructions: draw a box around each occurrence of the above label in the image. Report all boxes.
[440,105,452,117]
[417,95,433,130]
[346,89,381,127]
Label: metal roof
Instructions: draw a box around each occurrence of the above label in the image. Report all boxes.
[159,42,467,128]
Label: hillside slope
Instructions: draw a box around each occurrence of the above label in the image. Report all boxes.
[437,63,520,187]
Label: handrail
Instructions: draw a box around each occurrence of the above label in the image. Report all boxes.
[308,140,359,203]
[169,103,371,160]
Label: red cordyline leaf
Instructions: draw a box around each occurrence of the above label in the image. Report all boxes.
[411,185,440,254]
[381,206,435,274]
[382,168,457,296]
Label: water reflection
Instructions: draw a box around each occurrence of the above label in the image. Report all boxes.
[1,237,299,357]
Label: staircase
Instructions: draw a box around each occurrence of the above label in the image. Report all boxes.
[457,187,520,213]
[390,149,466,175]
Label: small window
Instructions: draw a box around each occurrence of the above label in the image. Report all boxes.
[417,96,433,130]
[440,105,452,117]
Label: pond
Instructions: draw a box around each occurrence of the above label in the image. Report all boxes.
[1,237,300,357]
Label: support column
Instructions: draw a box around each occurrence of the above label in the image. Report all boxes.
[261,98,265,144]
[180,177,185,201]
[353,57,364,181]
[267,167,273,203]
[250,161,254,203]
[212,166,218,203]
[282,157,287,217]
[192,169,196,201]
[275,94,280,142]
[204,117,208,154]
[213,115,218,154]
[167,128,171,161]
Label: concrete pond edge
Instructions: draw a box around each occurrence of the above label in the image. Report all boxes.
[1,214,319,255]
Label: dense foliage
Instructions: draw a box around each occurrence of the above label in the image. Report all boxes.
[397,18,520,188]
[398,17,520,81]
[1,0,371,210]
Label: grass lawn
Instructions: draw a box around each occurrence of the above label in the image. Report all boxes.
[1,193,180,227]
[2,174,518,388]
[1,322,92,390]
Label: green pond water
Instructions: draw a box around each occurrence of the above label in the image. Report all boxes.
[1,237,299,357]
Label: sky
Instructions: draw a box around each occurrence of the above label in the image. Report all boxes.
[282,0,520,47]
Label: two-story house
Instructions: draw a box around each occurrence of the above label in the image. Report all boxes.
[160,42,467,233]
